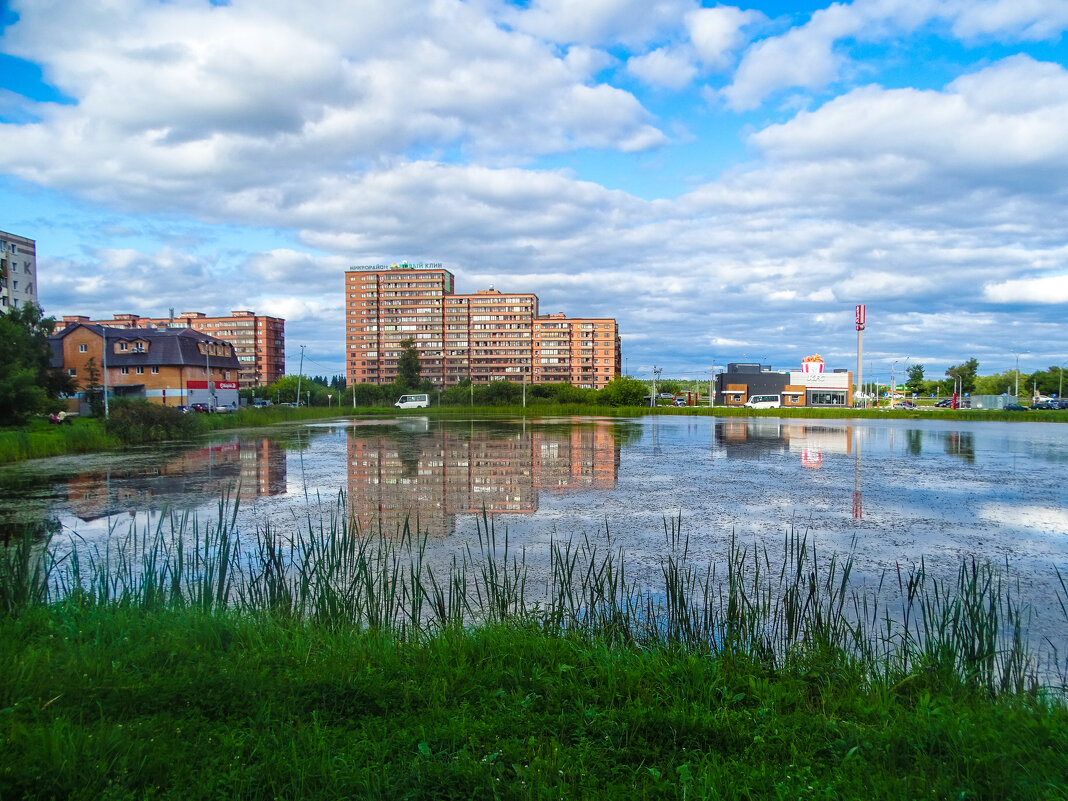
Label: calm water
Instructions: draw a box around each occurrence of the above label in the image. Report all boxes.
[3,414,1066,622]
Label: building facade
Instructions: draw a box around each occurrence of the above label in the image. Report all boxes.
[0,230,38,313]
[55,310,284,387]
[50,323,242,411]
[715,357,853,407]
[345,263,620,389]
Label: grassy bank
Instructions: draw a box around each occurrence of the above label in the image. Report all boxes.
[3,606,1066,800]
[2,507,1066,798]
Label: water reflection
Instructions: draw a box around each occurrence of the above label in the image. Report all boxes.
[346,419,620,537]
[57,437,287,523]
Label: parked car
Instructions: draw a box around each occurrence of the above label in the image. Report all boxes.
[934,399,952,408]
[658,393,674,400]
[189,403,211,413]
[1030,401,1059,410]
[672,397,687,407]
[1004,403,1029,411]
[893,401,917,409]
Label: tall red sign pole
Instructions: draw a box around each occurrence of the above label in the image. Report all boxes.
[855,304,866,407]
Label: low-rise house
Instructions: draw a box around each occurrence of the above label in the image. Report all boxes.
[50,323,241,412]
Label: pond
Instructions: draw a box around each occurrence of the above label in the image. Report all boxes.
[3,414,1066,649]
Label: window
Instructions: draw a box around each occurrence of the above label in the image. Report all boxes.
[68,368,76,377]
[120,367,129,375]
[79,344,88,353]
[118,342,128,352]
[151,367,159,375]
[136,367,144,375]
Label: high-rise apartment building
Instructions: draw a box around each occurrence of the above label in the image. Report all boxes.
[0,230,38,314]
[533,314,620,387]
[345,263,620,389]
[55,310,285,388]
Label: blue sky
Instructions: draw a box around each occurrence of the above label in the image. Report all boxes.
[2,0,1067,381]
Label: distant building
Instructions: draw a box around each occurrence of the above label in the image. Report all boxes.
[55,310,284,387]
[715,356,853,407]
[345,262,621,389]
[49,323,241,412]
[0,230,38,313]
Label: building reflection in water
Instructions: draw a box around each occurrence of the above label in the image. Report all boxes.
[346,419,620,537]
[714,419,862,515]
[715,420,854,464]
[63,437,287,522]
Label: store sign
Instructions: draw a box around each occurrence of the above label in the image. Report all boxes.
[801,354,825,374]
[855,304,866,331]
[790,371,850,389]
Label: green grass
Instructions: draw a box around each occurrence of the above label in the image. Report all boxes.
[0,418,117,463]
[1,505,1066,798]
[3,607,1066,800]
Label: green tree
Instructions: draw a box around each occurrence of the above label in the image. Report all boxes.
[397,338,421,390]
[597,376,647,407]
[945,358,979,395]
[1029,366,1066,398]
[0,303,75,425]
[82,357,105,417]
[905,364,925,393]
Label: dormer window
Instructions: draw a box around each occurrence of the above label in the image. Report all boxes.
[118,342,129,352]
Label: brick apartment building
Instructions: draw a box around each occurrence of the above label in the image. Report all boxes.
[0,230,38,313]
[50,323,242,411]
[345,263,621,389]
[55,310,284,388]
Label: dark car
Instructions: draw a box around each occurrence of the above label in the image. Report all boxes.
[893,401,917,409]
[1004,403,1029,411]
[1030,401,1058,410]
[934,399,952,408]
[189,402,211,413]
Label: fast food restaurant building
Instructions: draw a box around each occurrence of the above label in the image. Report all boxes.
[714,356,853,408]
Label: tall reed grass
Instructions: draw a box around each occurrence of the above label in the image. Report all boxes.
[0,419,116,464]
[4,496,1065,699]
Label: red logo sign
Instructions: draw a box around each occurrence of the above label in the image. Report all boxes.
[855,304,866,331]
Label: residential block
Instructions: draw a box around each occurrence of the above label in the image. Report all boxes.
[55,310,284,387]
[345,263,620,389]
[0,230,38,313]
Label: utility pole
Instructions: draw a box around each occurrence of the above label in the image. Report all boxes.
[101,326,109,418]
[652,366,662,407]
[296,345,306,405]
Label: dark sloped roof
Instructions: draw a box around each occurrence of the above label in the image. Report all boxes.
[49,323,241,370]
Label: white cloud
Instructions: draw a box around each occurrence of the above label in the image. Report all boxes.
[0,0,667,211]
[983,276,1068,304]
[950,0,1068,41]
[503,0,696,47]
[626,47,697,89]
[749,57,1068,184]
[722,0,1067,110]
[685,6,764,71]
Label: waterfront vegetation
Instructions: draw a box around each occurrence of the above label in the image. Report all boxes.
[1,504,1067,798]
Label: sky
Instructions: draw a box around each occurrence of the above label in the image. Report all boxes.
[1,0,1066,384]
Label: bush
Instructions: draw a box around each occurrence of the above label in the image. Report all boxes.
[103,400,202,445]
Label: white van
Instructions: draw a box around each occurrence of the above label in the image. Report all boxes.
[744,394,781,409]
[394,393,430,409]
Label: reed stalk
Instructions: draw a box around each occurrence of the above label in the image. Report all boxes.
[3,496,1065,698]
